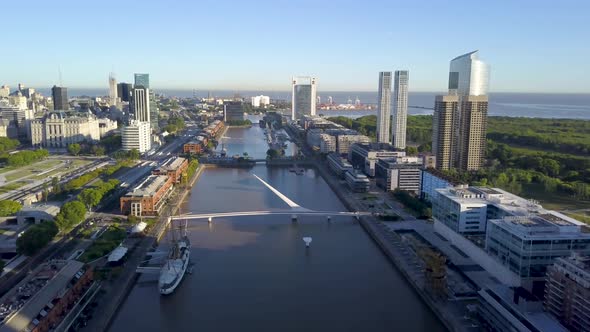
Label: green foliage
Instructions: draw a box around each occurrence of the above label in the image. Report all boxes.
[0,200,22,216]
[6,149,49,167]
[67,143,82,156]
[55,201,87,232]
[63,163,123,191]
[267,149,279,159]
[392,189,432,219]
[16,222,58,255]
[0,137,20,153]
[99,134,122,152]
[164,116,186,133]
[226,119,252,126]
[79,226,126,262]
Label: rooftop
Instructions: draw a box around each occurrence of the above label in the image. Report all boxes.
[0,260,85,332]
[159,157,187,171]
[490,212,590,239]
[423,168,466,186]
[126,175,170,197]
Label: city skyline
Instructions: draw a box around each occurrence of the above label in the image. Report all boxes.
[1,0,588,93]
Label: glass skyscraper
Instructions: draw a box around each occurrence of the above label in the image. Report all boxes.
[376,71,392,144]
[291,77,317,120]
[392,70,409,149]
[134,73,150,88]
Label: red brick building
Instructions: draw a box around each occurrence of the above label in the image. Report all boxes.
[120,175,174,216]
[152,157,189,183]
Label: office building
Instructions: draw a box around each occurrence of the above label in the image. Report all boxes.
[117,82,133,102]
[122,120,151,153]
[433,187,489,233]
[348,143,406,177]
[251,95,270,107]
[433,51,490,171]
[420,168,466,202]
[458,95,488,170]
[375,156,423,193]
[376,71,392,143]
[432,95,459,170]
[149,90,158,132]
[291,76,317,120]
[545,253,590,331]
[131,86,150,123]
[345,170,370,193]
[477,286,568,332]
[224,101,245,122]
[0,260,94,332]
[392,70,409,149]
[51,85,68,110]
[134,73,150,88]
[30,111,116,148]
[0,102,34,138]
[336,134,370,154]
[120,175,173,216]
[109,72,118,105]
[152,157,189,183]
[8,91,28,110]
[327,153,353,179]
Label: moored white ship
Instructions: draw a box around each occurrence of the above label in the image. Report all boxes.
[159,221,191,295]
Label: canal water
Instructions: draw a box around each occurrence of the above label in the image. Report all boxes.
[109,118,443,332]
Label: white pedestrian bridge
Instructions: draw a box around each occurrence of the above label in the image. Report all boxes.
[169,173,370,222]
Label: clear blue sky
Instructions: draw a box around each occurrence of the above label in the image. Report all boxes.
[2,0,589,93]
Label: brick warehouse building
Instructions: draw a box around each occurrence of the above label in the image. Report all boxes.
[152,156,188,183]
[120,175,174,216]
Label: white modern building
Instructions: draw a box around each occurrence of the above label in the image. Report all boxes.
[374,156,423,193]
[432,187,489,233]
[122,120,151,153]
[449,50,489,97]
[376,71,392,143]
[30,111,116,148]
[327,153,353,179]
[291,76,317,120]
[392,70,409,149]
[251,95,270,107]
[348,143,406,177]
[0,85,9,98]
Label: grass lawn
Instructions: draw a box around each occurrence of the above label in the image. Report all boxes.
[2,160,63,181]
[79,226,127,263]
[522,183,590,211]
[0,181,27,193]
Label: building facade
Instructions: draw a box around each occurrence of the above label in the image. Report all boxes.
[291,76,317,120]
[251,95,270,107]
[51,85,68,110]
[131,87,150,123]
[433,187,488,233]
[348,143,406,177]
[345,170,370,193]
[224,101,245,122]
[120,175,173,216]
[375,157,423,193]
[376,71,392,143]
[117,83,133,102]
[327,153,353,179]
[152,157,188,183]
[122,120,151,153]
[392,70,409,149]
[458,95,488,170]
[30,111,115,148]
[432,95,459,170]
[544,253,590,331]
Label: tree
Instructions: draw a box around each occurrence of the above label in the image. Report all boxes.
[79,189,102,210]
[51,177,61,195]
[129,148,140,160]
[0,200,22,216]
[267,149,279,159]
[16,222,58,255]
[406,146,418,155]
[68,143,82,156]
[92,145,106,156]
[55,201,87,232]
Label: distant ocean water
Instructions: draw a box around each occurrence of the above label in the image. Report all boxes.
[35,88,590,120]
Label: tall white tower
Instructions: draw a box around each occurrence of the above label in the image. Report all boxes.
[109,72,118,105]
[291,76,317,120]
[392,70,409,149]
[377,71,392,143]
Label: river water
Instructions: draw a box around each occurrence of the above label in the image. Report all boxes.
[109,120,443,332]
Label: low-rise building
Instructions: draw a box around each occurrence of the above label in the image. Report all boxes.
[16,203,61,226]
[544,253,590,331]
[326,153,353,178]
[345,170,370,193]
[120,175,173,216]
[432,187,489,233]
[477,286,568,332]
[335,134,370,154]
[374,156,423,193]
[183,136,207,154]
[0,260,94,332]
[486,213,590,293]
[122,120,151,153]
[152,157,188,183]
[348,143,406,177]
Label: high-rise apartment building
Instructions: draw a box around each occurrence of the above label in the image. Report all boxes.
[51,85,69,110]
[134,73,158,131]
[122,120,151,153]
[432,51,489,170]
[131,87,150,123]
[291,76,317,120]
[458,95,488,170]
[432,95,459,170]
[376,71,392,144]
[392,70,409,149]
[117,83,133,102]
